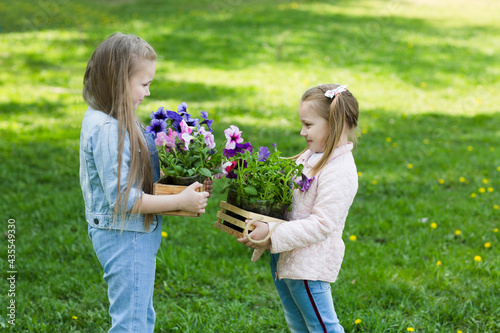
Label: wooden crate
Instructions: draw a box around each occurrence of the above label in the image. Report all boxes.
[214,201,286,238]
[153,182,205,217]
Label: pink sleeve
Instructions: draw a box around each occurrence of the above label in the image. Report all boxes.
[270,158,358,253]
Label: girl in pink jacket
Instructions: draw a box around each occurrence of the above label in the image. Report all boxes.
[238,84,359,332]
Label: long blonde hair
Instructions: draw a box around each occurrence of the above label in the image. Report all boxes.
[83,33,157,229]
[294,84,359,175]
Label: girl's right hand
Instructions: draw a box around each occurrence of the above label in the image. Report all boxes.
[178,182,210,214]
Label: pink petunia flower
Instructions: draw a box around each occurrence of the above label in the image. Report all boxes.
[199,127,216,149]
[179,120,194,150]
[224,125,243,150]
[164,128,178,149]
[179,119,193,135]
[155,132,168,146]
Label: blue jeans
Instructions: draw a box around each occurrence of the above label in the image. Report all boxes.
[271,254,344,333]
[88,222,162,333]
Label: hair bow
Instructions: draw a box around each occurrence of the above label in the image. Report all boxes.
[325,84,348,99]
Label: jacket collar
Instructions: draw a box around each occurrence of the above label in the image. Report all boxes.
[298,142,354,169]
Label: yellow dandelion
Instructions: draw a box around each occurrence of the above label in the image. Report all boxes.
[457,331,463,333]
[392,142,398,148]
[484,242,491,248]
[349,235,357,241]
[494,228,498,232]
[290,2,298,9]
[386,137,392,142]
[436,260,441,266]
[407,328,415,332]
[407,163,413,169]
[493,205,499,210]
[467,146,473,151]
[358,172,363,177]
[361,128,367,134]
[474,255,481,262]
[476,98,482,105]
[470,193,476,198]
[487,187,494,192]
[420,81,427,88]
[459,177,465,182]
[72,316,78,320]
[355,318,362,324]
[490,147,495,152]
[497,166,500,172]
[372,180,378,185]
[479,187,486,193]
[482,179,489,184]
[161,231,168,238]
[430,222,437,229]
[423,139,429,144]
[439,179,445,184]
[455,230,461,236]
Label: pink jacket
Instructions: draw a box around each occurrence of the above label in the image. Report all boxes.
[267,143,358,283]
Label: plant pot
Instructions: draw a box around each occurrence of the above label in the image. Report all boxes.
[225,188,290,220]
[158,174,207,186]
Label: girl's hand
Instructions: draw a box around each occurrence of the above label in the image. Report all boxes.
[237,220,271,250]
[178,182,210,214]
[203,178,213,197]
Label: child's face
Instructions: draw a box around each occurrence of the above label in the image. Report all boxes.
[129,59,156,111]
[298,101,329,153]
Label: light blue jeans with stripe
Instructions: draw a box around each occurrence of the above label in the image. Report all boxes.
[271,253,344,333]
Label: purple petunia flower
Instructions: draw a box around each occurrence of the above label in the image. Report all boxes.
[183,113,199,128]
[200,111,213,132]
[295,174,315,192]
[177,102,188,114]
[166,110,183,132]
[258,146,271,162]
[151,107,168,121]
[175,102,198,127]
[146,119,167,137]
[223,142,253,158]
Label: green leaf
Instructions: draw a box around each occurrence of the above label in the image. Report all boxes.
[199,167,212,178]
[243,186,258,196]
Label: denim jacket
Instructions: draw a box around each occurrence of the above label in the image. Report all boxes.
[80,107,161,232]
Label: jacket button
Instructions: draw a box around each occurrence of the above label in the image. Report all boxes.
[94,218,99,225]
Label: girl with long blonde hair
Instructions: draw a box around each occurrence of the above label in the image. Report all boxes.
[80,33,211,332]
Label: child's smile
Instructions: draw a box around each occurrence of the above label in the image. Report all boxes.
[298,101,329,153]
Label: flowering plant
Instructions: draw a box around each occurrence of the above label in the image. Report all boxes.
[221,125,304,208]
[147,102,221,179]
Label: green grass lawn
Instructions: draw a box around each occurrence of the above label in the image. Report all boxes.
[1,0,499,332]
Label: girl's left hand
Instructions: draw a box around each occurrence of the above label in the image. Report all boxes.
[237,220,270,250]
[204,179,213,197]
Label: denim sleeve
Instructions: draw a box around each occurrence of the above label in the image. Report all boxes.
[92,121,143,212]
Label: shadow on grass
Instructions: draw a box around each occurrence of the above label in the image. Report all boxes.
[2,1,496,88]
[152,79,257,103]
[0,99,68,117]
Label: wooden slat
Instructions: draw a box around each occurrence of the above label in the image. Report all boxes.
[218,201,286,223]
[159,210,199,217]
[213,221,244,238]
[216,211,255,230]
[153,183,205,195]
